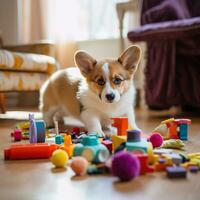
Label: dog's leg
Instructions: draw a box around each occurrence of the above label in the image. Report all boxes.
[101,118,117,136]
[80,109,105,137]
[43,106,59,127]
[126,108,140,131]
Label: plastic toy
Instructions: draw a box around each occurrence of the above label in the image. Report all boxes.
[162,139,185,149]
[166,166,187,178]
[126,130,150,153]
[154,158,168,171]
[55,135,64,144]
[51,149,69,168]
[64,135,74,158]
[163,153,183,165]
[135,154,154,174]
[11,129,22,141]
[70,157,89,176]
[149,132,163,148]
[175,119,191,140]
[87,164,109,174]
[153,148,173,155]
[188,166,199,173]
[29,114,46,143]
[154,118,191,140]
[111,151,140,181]
[101,140,113,153]
[111,135,126,150]
[112,117,128,136]
[4,143,57,160]
[73,134,110,163]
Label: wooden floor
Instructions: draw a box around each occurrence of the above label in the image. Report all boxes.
[0,107,200,200]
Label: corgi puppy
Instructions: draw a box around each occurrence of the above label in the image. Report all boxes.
[39,45,141,137]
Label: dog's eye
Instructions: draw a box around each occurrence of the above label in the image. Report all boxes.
[113,77,122,85]
[97,78,105,86]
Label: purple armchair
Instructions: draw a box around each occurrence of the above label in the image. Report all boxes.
[128,0,200,110]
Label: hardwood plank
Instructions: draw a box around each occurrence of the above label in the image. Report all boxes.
[0,107,200,200]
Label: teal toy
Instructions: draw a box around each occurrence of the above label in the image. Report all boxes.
[73,134,110,163]
[55,135,64,144]
[126,130,149,153]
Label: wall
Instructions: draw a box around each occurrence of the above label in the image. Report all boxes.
[0,0,19,45]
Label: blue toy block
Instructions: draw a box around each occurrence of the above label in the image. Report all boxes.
[179,124,188,140]
[55,135,63,144]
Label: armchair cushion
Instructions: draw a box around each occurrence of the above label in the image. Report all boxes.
[128,17,200,42]
[0,49,58,74]
[0,71,48,92]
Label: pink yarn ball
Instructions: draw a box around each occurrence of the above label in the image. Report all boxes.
[71,157,89,176]
[111,151,140,182]
[149,132,163,148]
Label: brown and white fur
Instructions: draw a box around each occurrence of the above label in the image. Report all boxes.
[39,45,141,137]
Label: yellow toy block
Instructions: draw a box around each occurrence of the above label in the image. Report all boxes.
[161,118,175,125]
[154,124,169,139]
[111,135,126,150]
[147,142,155,164]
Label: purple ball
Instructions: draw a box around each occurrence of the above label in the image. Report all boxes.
[149,132,163,148]
[111,151,140,181]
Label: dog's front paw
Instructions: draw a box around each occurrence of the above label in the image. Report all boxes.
[103,126,117,137]
[87,130,105,138]
[129,124,141,132]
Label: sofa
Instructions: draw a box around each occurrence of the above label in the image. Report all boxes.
[0,36,59,113]
[128,0,200,110]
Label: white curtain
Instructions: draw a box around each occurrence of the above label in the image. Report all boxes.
[18,0,139,67]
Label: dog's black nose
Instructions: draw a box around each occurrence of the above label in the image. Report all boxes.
[106,93,115,101]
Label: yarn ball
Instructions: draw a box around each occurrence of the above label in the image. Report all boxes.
[71,157,89,176]
[111,151,140,181]
[51,149,69,168]
[149,132,163,148]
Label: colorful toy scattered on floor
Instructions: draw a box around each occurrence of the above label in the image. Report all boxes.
[5,116,199,182]
[154,118,191,140]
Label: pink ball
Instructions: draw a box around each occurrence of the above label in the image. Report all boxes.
[111,152,140,181]
[149,132,163,148]
[71,157,89,176]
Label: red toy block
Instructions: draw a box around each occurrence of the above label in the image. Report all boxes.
[112,117,128,136]
[11,129,22,141]
[101,140,113,153]
[166,121,179,139]
[134,153,154,174]
[175,119,191,125]
[4,143,57,160]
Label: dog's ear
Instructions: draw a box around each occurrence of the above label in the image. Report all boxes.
[118,45,141,74]
[74,50,97,76]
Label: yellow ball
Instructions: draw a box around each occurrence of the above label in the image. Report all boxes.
[51,149,69,168]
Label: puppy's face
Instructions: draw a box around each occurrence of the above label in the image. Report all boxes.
[75,45,141,104]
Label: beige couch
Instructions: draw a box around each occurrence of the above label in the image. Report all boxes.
[0,37,59,113]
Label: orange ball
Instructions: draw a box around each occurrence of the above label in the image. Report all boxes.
[71,157,89,176]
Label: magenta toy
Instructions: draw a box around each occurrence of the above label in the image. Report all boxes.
[111,151,140,181]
